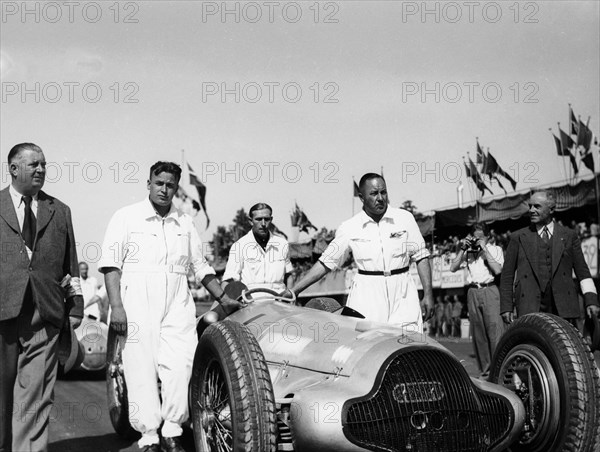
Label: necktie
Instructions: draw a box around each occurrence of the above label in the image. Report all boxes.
[541,226,550,244]
[22,196,36,250]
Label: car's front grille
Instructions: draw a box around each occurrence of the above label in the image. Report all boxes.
[343,348,513,452]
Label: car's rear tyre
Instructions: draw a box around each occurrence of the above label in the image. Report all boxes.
[190,320,277,452]
[106,328,139,440]
[489,313,600,452]
[305,297,341,313]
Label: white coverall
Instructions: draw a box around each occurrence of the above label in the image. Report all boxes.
[98,199,215,447]
[223,231,293,292]
[320,207,430,332]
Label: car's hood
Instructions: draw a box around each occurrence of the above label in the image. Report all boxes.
[228,299,448,376]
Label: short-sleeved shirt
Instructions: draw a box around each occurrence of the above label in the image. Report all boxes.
[223,231,293,292]
[320,207,430,272]
[318,207,430,327]
[461,244,504,285]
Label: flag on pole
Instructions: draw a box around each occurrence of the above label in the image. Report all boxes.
[468,158,493,196]
[581,150,595,172]
[577,120,593,151]
[291,203,317,233]
[554,130,578,175]
[482,151,516,191]
[188,162,210,227]
[570,106,579,136]
[353,180,360,197]
[559,128,575,153]
[463,160,472,179]
[476,140,484,164]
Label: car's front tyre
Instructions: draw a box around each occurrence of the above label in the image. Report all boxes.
[490,313,600,452]
[190,320,277,452]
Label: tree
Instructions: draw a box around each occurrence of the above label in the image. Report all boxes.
[401,200,425,221]
[210,208,252,263]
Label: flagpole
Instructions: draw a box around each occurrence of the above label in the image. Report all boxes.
[352,177,355,216]
[465,153,473,203]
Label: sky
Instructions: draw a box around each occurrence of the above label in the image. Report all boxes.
[1,0,599,278]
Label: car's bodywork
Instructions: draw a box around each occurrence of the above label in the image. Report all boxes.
[203,297,525,451]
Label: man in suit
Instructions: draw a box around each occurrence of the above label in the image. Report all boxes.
[0,143,83,452]
[500,190,599,325]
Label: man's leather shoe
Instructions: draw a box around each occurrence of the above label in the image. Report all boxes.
[142,445,160,452]
[161,436,185,452]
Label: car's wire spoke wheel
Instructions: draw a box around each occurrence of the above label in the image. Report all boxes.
[496,345,559,446]
[191,320,277,452]
[490,313,600,452]
[105,328,139,440]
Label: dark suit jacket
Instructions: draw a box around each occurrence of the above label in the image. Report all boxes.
[500,222,598,319]
[0,186,82,328]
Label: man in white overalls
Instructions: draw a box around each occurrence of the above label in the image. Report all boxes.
[292,173,434,332]
[99,162,241,452]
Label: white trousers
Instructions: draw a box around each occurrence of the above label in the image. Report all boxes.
[347,273,423,333]
[120,274,197,447]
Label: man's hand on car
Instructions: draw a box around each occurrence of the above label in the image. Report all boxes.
[220,295,244,315]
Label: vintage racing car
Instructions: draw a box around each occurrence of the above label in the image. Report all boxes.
[106,288,600,451]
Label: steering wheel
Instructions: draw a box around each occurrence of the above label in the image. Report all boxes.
[241,287,297,305]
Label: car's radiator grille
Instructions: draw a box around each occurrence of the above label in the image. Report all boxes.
[343,348,513,452]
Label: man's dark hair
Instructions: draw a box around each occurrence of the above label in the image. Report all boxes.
[249,203,273,218]
[149,161,182,183]
[471,222,489,236]
[358,173,385,191]
[8,143,43,164]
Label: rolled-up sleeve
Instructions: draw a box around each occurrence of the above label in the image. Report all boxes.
[98,209,127,272]
[222,242,242,282]
[189,222,216,283]
[406,214,430,263]
[319,224,350,271]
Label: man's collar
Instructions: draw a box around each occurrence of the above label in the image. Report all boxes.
[143,197,179,222]
[9,184,39,203]
[535,220,554,235]
[359,207,392,225]
[248,230,279,249]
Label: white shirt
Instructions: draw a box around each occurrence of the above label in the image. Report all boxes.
[536,221,554,239]
[461,244,505,285]
[223,231,293,292]
[9,184,38,258]
[320,207,430,272]
[98,198,215,283]
[318,207,429,328]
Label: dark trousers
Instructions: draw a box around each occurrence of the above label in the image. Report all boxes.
[0,291,60,452]
[540,282,582,331]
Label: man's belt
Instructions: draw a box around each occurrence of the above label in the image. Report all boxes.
[357,267,409,276]
[469,281,495,289]
[122,264,188,275]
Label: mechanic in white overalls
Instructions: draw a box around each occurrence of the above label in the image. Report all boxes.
[98,162,242,452]
[291,173,434,332]
[222,202,293,292]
